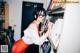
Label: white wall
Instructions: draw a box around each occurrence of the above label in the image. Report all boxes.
[57,4,80,53]
[7,0,23,41]
[6,0,50,41]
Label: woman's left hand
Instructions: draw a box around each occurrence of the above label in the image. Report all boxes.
[47,21,53,32]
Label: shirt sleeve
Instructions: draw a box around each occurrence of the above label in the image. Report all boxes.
[29,28,49,45]
[22,28,34,44]
[33,33,49,45]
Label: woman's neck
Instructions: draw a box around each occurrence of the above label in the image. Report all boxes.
[34,20,40,26]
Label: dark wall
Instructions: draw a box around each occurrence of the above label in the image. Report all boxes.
[21,1,43,37]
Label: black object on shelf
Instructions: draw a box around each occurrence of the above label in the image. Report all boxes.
[47,7,64,23]
[47,7,64,15]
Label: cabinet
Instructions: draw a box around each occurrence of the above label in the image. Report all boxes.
[0,1,9,45]
[0,1,9,29]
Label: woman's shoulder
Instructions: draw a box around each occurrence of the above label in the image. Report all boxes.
[24,22,37,33]
[28,22,37,30]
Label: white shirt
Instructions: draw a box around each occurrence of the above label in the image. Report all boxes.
[22,23,49,45]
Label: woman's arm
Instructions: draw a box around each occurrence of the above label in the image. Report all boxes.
[33,22,53,45]
[33,30,50,45]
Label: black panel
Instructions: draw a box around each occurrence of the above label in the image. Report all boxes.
[21,1,43,37]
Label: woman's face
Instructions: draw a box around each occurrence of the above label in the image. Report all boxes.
[37,11,46,23]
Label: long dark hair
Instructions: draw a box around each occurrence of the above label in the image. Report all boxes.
[33,7,46,20]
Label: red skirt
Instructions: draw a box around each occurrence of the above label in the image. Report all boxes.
[12,39,29,53]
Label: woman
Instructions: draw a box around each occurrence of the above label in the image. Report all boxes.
[12,7,53,53]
